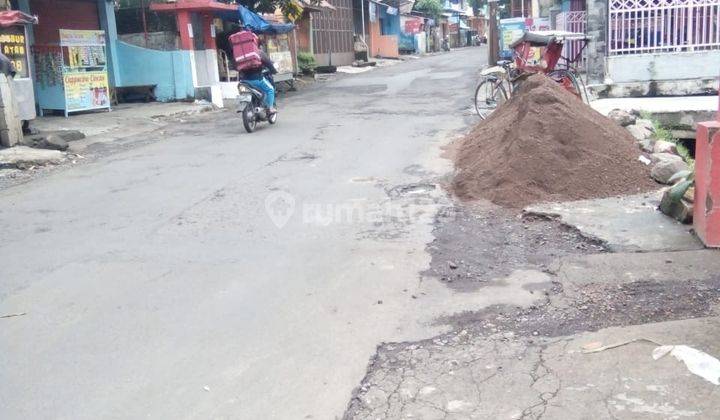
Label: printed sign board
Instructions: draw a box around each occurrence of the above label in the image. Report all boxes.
[59,29,106,46]
[59,29,110,115]
[404,18,422,34]
[270,50,293,74]
[499,17,552,59]
[0,26,29,78]
[527,17,550,31]
[263,34,294,76]
[63,71,110,112]
[499,17,526,56]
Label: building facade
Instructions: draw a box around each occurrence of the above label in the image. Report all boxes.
[552,0,720,97]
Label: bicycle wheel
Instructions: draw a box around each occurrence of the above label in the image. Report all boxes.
[474,78,508,120]
[548,69,588,103]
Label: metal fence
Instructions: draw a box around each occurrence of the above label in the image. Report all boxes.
[556,10,587,69]
[609,0,720,55]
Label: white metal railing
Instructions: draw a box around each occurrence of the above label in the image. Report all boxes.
[609,0,720,55]
[556,11,587,69]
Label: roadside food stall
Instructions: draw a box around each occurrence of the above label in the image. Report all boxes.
[260,33,294,85]
[35,29,110,117]
[0,11,38,125]
[237,6,296,87]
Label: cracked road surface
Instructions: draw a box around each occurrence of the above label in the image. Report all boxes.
[344,201,720,419]
[344,317,720,419]
[0,49,483,419]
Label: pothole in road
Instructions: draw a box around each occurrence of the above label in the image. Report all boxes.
[350,176,386,184]
[424,202,607,293]
[386,182,436,198]
[435,276,720,339]
[402,164,433,177]
[269,151,319,165]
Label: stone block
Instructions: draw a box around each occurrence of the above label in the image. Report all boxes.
[652,158,689,184]
[653,139,678,155]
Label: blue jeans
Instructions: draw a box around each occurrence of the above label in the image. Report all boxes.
[244,77,275,109]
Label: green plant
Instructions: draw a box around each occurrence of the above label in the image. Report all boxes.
[647,116,696,167]
[667,170,695,204]
[413,0,443,19]
[238,0,315,21]
[297,51,316,74]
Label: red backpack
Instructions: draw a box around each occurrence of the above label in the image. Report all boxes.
[230,30,262,72]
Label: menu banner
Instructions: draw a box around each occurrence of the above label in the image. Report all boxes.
[63,71,110,112]
[59,29,106,47]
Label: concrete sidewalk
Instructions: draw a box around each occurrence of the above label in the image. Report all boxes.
[592,95,717,116]
[30,101,215,152]
[525,191,702,253]
[591,95,717,133]
[0,102,216,174]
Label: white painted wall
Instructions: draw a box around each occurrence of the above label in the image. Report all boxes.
[193,50,220,87]
[607,50,720,84]
[220,81,239,100]
[192,50,223,108]
[415,33,427,54]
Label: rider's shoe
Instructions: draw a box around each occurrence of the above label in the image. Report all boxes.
[268,107,277,114]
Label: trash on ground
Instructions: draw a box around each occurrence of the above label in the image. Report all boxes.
[337,66,374,74]
[652,345,720,385]
[582,337,663,354]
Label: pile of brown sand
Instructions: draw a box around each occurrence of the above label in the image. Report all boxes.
[452,74,657,208]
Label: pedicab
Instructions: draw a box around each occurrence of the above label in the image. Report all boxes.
[475,30,591,119]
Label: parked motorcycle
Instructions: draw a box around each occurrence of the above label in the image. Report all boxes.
[441,37,450,52]
[237,74,277,133]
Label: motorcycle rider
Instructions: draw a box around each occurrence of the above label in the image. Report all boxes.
[239,37,278,114]
[441,36,450,51]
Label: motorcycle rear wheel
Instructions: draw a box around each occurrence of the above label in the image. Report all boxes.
[242,106,257,133]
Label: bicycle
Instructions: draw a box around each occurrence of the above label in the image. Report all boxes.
[474,31,590,120]
[474,59,514,119]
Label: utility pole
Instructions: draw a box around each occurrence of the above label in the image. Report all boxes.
[361,0,366,43]
[488,0,499,65]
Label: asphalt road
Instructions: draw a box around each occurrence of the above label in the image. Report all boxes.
[0,48,484,420]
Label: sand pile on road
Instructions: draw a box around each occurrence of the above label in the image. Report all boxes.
[452,74,657,208]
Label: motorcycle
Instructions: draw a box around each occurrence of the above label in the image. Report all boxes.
[237,73,277,133]
[441,37,450,52]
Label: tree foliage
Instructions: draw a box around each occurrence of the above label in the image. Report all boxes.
[468,0,483,15]
[237,0,306,21]
[413,0,443,19]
